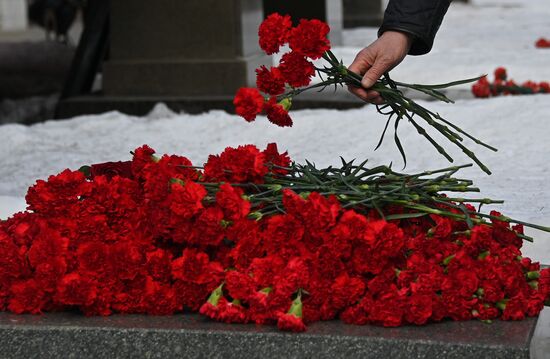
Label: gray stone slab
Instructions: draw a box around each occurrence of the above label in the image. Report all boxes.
[343,0,384,28]
[0,312,538,359]
[0,41,73,98]
[103,0,269,97]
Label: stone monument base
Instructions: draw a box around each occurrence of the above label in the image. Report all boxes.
[0,313,539,359]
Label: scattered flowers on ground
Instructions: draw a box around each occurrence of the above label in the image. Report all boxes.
[472,67,550,98]
[535,38,550,48]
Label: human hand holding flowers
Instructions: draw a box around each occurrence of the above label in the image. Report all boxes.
[347,30,414,104]
[234,14,496,174]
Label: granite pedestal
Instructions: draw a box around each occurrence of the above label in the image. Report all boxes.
[343,0,384,28]
[0,312,541,359]
[102,0,269,97]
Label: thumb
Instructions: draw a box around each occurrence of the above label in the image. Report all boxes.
[361,62,387,89]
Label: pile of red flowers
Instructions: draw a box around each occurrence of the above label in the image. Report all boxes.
[1,144,549,332]
[234,13,330,127]
[472,67,550,98]
[535,38,550,48]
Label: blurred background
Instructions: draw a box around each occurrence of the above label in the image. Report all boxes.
[0,0,400,125]
[0,0,85,124]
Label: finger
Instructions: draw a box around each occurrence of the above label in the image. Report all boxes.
[370,96,385,105]
[361,61,389,89]
[348,54,371,77]
[364,90,380,100]
[347,85,370,102]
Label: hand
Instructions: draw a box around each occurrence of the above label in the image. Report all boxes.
[348,31,413,104]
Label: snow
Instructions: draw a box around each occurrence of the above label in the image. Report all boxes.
[2,0,550,262]
[338,0,550,88]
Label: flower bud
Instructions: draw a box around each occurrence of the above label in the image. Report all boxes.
[267,184,283,192]
[248,211,263,221]
[527,271,540,280]
[279,98,292,111]
[206,284,224,306]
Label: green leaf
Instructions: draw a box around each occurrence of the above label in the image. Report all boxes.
[385,212,428,221]
[396,75,485,90]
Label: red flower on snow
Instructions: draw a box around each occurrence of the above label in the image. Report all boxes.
[471,76,491,98]
[535,38,550,48]
[494,67,507,81]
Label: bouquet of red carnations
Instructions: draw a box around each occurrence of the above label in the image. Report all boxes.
[472,67,550,98]
[234,13,496,174]
[1,145,549,332]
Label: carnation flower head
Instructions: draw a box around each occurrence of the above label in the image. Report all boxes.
[279,51,315,88]
[203,144,268,183]
[277,295,306,332]
[535,37,550,48]
[494,67,507,81]
[289,19,331,59]
[233,88,265,122]
[264,97,293,127]
[471,76,491,98]
[256,66,286,96]
[262,143,291,175]
[259,13,293,55]
[216,183,251,221]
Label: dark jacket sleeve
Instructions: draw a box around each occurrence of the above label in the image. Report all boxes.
[378,0,451,55]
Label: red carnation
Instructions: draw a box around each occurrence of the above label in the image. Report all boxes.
[190,207,226,247]
[502,295,527,321]
[169,181,207,219]
[279,51,315,88]
[146,249,173,283]
[143,276,179,315]
[90,161,133,180]
[233,88,265,122]
[535,38,550,48]
[405,294,433,325]
[203,145,268,183]
[263,143,291,175]
[56,273,97,307]
[25,169,92,215]
[494,67,507,81]
[277,295,307,332]
[264,98,293,127]
[277,312,307,332]
[216,183,251,221]
[218,301,249,323]
[77,242,109,275]
[289,19,331,59]
[131,144,156,177]
[256,66,286,96]
[8,279,45,314]
[259,13,292,55]
[472,76,491,98]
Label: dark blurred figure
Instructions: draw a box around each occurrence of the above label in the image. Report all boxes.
[28,0,86,44]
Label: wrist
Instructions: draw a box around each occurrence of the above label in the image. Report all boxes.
[380,30,414,52]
